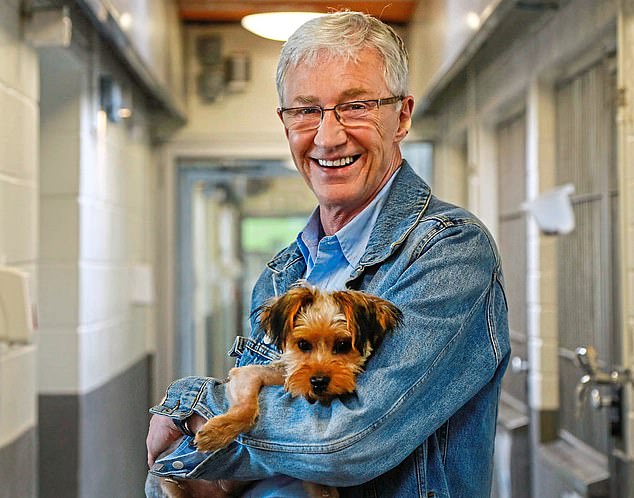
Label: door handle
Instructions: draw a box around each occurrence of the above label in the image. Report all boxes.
[511,356,529,373]
[573,345,631,436]
[574,346,630,387]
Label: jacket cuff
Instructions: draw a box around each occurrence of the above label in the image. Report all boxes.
[149,376,222,428]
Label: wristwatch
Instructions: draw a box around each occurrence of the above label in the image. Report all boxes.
[173,417,196,437]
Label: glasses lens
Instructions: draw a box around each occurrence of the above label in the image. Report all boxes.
[282,107,322,130]
[336,101,379,126]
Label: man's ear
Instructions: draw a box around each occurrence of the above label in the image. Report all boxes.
[394,96,414,143]
[277,108,290,139]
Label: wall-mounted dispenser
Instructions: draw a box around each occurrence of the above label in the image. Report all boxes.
[0,267,34,344]
[131,264,155,306]
[522,184,576,235]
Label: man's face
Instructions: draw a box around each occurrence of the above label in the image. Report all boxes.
[280,49,413,228]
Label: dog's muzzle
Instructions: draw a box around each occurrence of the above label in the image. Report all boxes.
[310,376,330,394]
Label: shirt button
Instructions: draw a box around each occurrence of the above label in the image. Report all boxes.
[172,461,184,470]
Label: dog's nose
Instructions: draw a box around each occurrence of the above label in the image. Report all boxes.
[310,376,330,394]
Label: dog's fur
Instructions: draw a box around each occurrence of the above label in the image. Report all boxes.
[161,285,402,498]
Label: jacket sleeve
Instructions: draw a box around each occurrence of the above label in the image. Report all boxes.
[150,221,510,486]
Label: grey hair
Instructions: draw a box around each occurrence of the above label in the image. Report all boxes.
[276,11,408,104]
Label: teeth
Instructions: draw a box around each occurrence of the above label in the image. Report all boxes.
[317,156,356,167]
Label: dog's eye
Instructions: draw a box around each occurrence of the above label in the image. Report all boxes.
[297,339,312,352]
[333,339,352,354]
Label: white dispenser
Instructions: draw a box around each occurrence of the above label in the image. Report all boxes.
[522,184,576,235]
[0,266,34,344]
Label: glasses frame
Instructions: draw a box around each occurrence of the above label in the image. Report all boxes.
[277,96,404,131]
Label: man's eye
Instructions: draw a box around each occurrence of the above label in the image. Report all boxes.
[340,102,370,112]
[333,339,352,354]
[297,339,313,352]
[298,107,321,116]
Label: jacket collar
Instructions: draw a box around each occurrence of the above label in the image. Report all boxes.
[359,160,431,267]
[267,160,431,275]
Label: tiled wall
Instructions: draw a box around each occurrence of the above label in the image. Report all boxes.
[1,0,169,495]
[38,46,156,395]
[37,38,157,497]
[0,0,39,494]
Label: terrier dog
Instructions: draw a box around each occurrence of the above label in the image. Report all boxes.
[162,285,402,498]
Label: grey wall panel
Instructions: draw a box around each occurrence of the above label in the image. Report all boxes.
[0,427,37,498]
[39,355,152,498]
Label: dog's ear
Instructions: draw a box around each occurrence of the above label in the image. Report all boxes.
[257,286,318,350]
[332,291,403,356]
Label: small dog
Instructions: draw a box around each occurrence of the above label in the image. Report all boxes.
[162,285,402,498]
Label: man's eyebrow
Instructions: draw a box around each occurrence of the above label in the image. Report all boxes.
[292,96,319,106]
[339,88,371,100]
[289,88,372,106]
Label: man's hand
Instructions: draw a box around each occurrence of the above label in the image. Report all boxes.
[146,414,185,467]
[147,413,207,467]
[163,478,253,498]
[147,414,254,497]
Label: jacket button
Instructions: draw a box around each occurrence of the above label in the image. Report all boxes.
[172,461,184,470]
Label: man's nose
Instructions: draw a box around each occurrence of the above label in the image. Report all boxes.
[313,110,346,147]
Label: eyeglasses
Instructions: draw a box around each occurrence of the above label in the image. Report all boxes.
[277,96,404,132]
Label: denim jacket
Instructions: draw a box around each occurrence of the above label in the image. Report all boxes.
[150,162,511,498]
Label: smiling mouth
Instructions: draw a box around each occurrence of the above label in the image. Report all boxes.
[316,155,361,168]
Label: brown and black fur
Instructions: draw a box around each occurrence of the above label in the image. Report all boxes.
[162,284,402,498]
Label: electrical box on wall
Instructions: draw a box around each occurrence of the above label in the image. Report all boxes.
[100,75,122,122]
[0,267,34,344]
[195,35,251,102]
[24,5,72,48]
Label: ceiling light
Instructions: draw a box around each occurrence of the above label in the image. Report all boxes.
[465,11,481,30]
[119,12,132,31]
[241,12,325,42]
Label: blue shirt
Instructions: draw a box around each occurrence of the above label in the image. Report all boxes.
[296,172,397,291]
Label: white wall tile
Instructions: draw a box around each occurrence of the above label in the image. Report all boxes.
[78,324,112,391]
[0,1,38,101]
[39,130,80,195]
[39,196,79,262]
[77,318,147,393]
[36,330,79,393]
[0,88,38,182]
[38,264,79,327]
[0,181,37,264]
[79,263,129,325]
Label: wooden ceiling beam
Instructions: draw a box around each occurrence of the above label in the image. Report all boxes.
[178,1,417,24]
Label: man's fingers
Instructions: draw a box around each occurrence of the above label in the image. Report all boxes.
[146,414,182,468]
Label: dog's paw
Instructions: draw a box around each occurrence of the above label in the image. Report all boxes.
[193,427,228,452]
[193,417,238,452]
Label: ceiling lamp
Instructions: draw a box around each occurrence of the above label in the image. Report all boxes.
[241,12,325,42]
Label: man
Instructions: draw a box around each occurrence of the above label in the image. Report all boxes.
[147,11,510,497]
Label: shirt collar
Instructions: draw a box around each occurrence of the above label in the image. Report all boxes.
[336,173,397,267]
[296,208,322,267]
[296,171,398,269]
